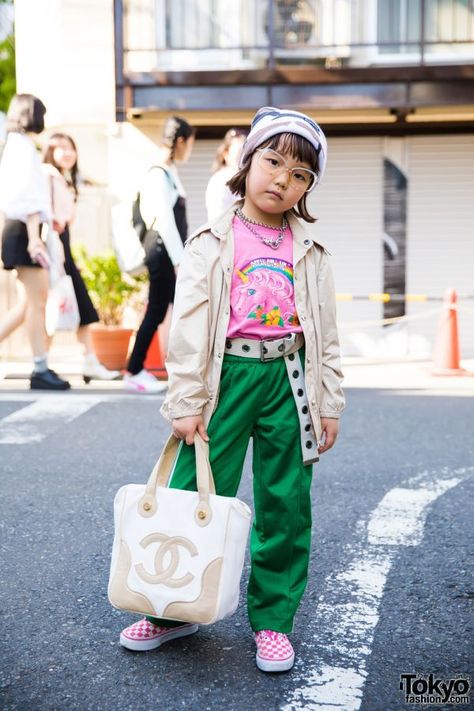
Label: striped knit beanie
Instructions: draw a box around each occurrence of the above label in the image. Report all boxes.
[239,106,327,183]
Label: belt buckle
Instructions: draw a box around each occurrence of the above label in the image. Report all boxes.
[260,339,277,362]
[260,335,295,362]
[260,340,270,362]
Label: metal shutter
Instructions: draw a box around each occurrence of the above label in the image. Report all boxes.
[407,135,474,358]
[308,137,385,357]
[179,139,219,232]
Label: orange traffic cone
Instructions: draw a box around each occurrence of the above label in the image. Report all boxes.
[431,288,472,376]
[144,332,167,379]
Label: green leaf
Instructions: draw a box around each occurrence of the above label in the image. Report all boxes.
[0,33,16,114]
[72,244,145,326]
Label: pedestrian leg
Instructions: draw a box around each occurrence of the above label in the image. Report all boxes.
[127,274,174,375]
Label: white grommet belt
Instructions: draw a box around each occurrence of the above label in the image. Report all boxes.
[224,333,319,465]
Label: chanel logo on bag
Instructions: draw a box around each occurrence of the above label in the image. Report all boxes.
[135,533,198,588]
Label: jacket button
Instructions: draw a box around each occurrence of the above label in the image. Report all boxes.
[217,353,222,358]
[304,239,310,245]
[307,357,311,363]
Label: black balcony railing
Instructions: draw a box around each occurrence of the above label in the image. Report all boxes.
[118,0,474,74]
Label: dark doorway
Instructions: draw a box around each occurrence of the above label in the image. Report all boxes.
[383,158,407,320]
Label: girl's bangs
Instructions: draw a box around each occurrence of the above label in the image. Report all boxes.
[261,133,319,171]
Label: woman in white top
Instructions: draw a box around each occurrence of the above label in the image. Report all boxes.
[42,133,120,383]
[205,128,247,222]
[0,94,70,390]
[123,116,195,393]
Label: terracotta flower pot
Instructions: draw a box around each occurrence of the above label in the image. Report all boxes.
[90,325,134,371]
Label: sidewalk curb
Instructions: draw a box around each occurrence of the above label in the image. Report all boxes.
[2,357,474,394]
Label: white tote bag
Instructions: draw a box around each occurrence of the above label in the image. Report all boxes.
[108,434,252,625]
[110,201,146,276]
[43,225,65,287]
[45,273,80,336]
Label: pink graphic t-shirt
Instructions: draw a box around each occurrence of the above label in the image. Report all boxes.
[227,214,302,339]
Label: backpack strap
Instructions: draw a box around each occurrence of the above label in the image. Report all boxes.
[142,165,177,231]
[133,166,176,235]
[148,164,177,191]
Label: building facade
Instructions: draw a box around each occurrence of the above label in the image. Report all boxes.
[6,0,474,358]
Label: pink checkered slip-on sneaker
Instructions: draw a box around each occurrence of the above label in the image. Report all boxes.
[254,630,295,672]
[120,618,198,652]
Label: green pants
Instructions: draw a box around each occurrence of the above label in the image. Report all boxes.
[148,352,313,633]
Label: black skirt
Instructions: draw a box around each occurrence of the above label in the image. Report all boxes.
[60,225,99,326]
[1,219,43,270]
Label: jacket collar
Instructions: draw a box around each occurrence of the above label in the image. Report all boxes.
[188,199,327,254]
[210,200,243,238]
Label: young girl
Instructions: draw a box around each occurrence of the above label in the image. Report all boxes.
[42,133,120,382]
[123,116,195,393]
[118,107,345,672]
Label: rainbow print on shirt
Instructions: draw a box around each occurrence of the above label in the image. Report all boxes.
[234,257,300,328]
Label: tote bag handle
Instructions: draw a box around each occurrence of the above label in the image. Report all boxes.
[138,433,216,526]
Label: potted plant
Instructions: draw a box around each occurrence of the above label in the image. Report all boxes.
[74,245,144,370]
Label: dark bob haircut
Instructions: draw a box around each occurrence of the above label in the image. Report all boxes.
[5,94,47,135]
[226,132,319,223]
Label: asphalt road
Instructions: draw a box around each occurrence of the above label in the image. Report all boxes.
[0,386,472,711]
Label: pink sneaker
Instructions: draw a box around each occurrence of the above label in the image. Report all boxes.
[120,618,198,652]
[254,630,295,672]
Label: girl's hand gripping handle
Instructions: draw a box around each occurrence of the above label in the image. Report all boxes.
[172,415,209,446]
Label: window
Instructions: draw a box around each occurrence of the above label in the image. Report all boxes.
[377,0,474,59]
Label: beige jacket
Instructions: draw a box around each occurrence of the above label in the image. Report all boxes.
[161,201,345,442]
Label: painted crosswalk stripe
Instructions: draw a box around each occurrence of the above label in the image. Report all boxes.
[0,396,98,444]
[282,466,473,711]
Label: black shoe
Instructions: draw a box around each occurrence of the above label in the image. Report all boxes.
[30,369,71,390]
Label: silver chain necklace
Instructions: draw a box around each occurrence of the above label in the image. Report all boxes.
[236,208,288,250]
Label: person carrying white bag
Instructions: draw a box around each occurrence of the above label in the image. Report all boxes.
[113,107,345,674]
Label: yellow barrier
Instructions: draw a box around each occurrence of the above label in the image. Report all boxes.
[405,294,428,302]
[335,293,443,302]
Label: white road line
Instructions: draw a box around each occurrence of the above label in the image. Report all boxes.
[367,478,462,546]
[0,396,99,444]
[0,392,165,403]
[282,466,473,711]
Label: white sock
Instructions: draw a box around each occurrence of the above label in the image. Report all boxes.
[33,355,48,373]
